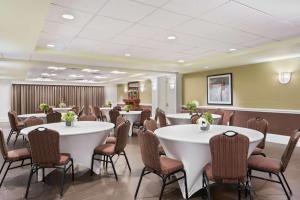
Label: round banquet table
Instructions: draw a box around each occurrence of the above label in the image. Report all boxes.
[52,107,72,113]
[155,124,263,198]
[119,111,142,136]
[21,121,114,177]
[18,113,47,123]
[100,107,112,121]
[166,113,221,125]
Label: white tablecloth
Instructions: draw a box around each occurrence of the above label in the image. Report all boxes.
[52,107,72,113]
[166,113,221,125]
[120,111,142,136]
[21,121,114,175]
[155,125,263,198]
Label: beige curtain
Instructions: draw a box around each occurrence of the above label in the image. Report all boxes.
[11,84,105,114]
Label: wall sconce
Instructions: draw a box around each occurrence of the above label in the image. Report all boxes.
[168,78,175,90]
[124,85,128,93]
[140,83,145,92]
[278,72,292,84]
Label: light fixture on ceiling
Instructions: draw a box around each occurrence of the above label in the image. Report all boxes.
[204,66,209,69]
[61,14,75,20]
[81,68,99,73]
[129,73,145,77]
[111,78,121,81]
[94,75,107,79]
[167,35,176,40]
[69,74,83,78]
[111,70,127,74]
[178,59,185,63]
[47,66,66,70]
[124,53,131,57]
[228,48,237,52]
[41,73,56,76]
[47,44,55,48]
[278,72,292,84]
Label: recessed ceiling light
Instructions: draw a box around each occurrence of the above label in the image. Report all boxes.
[129,73,145,77]
[61,14,75,20]
[111,70,127,74]
[178,59,185,63]
[124,53,131,57]
[229,48,237,52]
[204,66,209,69]
[47,44,55,48]
[47,66,66,70]
[167,36,176,40]
[41,73,56,76]
[81,68,99,73]
[94,75,107,79]
[69,74,83,78]
[111,78,121,81]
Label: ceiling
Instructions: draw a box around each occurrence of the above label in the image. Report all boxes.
[1,0,300,81]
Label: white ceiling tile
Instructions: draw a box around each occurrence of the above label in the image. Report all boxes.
[123,24,166,39]
[139,9,191,29]
[98,0,156,22]
[42,21,83,38]
[133,0,170,7]
[46,4,93,27]
[235,0,300,20]
[51,0,108,13]
[199,1,256,24]
[163,0,229,17]
[90,42,129,56]
[65,37,98,52]
[124,46,155,57]
[112,35,146,46]
[79,16,133,40]
[36,32,71,49]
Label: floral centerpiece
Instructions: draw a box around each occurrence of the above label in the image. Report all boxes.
[39,103,49,113]
[59,101,66,108]
[61,111,77,126]
[197,112,213,131]
[124,104,132,112]
[186,100,199,115]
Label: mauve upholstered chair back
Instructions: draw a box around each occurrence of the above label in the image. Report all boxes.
[109,109,120,126]
[28,128,60,167]
[191,114,200,124]
[116,116,126,127]
[139,109,151,126]
[138,128,161,172]
[93,106,101,118]
[24,117,44,127]
[8,111,18,131]
[214,109,225,125]
[247,117,269,149]
[280,130,300,172]
[143,118,158,132]
[228,111,235,126]
[79,115,97,121]
[157,109,167,128]
[46,112,61,124]
[0,130,8,159]
[113,106,122,111]
[209,132,249,182]
[114,121,130,154]
[71,106,80,115]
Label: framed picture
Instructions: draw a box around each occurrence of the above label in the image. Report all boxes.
[207,73,233,105]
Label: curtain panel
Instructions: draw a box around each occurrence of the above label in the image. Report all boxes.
[11,84,105,114]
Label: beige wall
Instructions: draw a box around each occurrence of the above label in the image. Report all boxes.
[182,57,300,109]
[117,79,152,104]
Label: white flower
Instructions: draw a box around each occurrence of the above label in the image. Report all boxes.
[197,117,208,127]
[191,100,199,107]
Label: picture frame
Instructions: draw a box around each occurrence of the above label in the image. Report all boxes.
[207,73,233,105]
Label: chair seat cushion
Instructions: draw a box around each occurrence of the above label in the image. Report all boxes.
[58,153,71,165]
[160,157,183,175]
[248,155,281,173]
[251,147,263,155]
[7,148,31,161]
[106,136,116,144]
[94,144,115,155]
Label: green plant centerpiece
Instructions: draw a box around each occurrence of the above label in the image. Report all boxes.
[59,101,66,108]
[186,100,199,115]
[124,104,132,112]
[197,112,213,131]
[62,111,77,126]
[107,101,112,108]
[39,103,49,113]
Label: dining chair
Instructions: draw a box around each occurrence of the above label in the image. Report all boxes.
[47,107,53,113]
[70,106,79,115]
[25,127,74,198]
[157,109,168,127]
[191,113,201,124]
[91,121,131,180]
[113,105,122,111]
[227,111,235,126]
[106,115,126,144]
[248,130,300,200]
[0,129,31,188]
[78,115,97,121]
[46,111,62,123]
[143,118,165,155]
[213,108,225,125]
[109,109,120,126]
[154,107,160,122]
[247,117,269,156]
[203,131,251,200]
[24,116,44,127]
[132,109,151,135]
[7,111,25,145]
[135,128,188,200]
[78,106,84,118]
